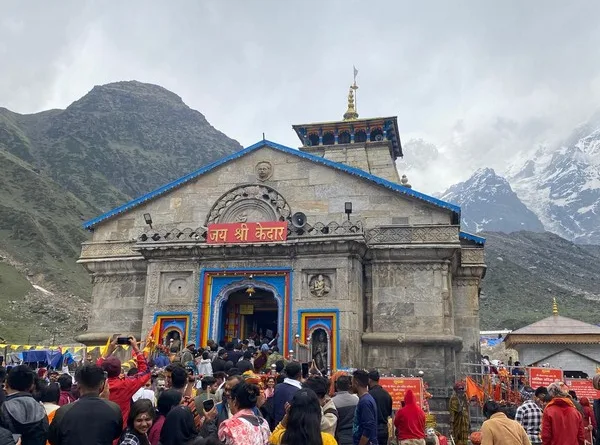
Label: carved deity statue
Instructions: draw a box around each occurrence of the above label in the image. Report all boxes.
[310,274,330,298]
[312,330,328,374]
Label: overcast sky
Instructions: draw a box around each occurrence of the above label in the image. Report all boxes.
[3,1,600,193]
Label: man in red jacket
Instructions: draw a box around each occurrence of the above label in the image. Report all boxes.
[97,336,150,427]
[394,389,426,444]
[541,382,585,445]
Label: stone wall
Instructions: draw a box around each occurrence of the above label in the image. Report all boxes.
[77,258,147,343]
[517,344,600,376]
[90,146,452,243]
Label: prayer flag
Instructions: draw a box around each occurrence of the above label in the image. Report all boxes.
[100,336,111,357]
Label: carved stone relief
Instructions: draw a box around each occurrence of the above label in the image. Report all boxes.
[309,274,332,298]
[205,184,292,225]
[159,272,193,304]
[255,161,273,182]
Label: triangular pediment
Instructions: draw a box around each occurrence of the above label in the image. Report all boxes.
[84,140,461,230]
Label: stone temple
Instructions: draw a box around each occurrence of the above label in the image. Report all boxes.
[77,84,486,402]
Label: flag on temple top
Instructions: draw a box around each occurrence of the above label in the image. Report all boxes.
[353,65,358,80]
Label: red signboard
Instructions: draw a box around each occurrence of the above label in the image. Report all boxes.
[379,377,424,410]
[206,222,288,244]
[528,367,564,388]
[566,379,600,400]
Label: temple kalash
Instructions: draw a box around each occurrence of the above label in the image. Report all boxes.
[76,77,486,412]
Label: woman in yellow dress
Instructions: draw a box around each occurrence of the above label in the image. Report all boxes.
[269,388,337,445]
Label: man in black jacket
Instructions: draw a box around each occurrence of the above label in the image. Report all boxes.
[48,364,122,445]
[211,349,229,373]
[368,369,393,445]
[0,365,48,445]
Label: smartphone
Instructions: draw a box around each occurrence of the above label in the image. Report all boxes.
[12,434,21,442]
[301,362,309,379]
[203,399,215,411]
[116,337,130,345]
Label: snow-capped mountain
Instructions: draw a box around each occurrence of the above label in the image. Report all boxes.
[440,168,545,233]
[508,117,600,244]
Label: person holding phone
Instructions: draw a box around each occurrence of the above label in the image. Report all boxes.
[98,335,151,428]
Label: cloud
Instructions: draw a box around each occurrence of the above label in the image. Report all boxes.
[2,1,600,193]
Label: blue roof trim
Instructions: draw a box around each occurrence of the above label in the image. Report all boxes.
[83,139,461,229]
[460,231,486,245]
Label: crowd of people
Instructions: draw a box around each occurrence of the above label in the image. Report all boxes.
[0,335,594,445]
[450,379,596,445]
[0,335,439,445]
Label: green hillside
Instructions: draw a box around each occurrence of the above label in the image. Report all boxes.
[0,81,242,342]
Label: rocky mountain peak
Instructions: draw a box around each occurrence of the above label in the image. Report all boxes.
[67,80,188,114]
[441,168,545,233]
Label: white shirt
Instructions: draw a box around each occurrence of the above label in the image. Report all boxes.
[132,387,156,406]
[284,378,302,389]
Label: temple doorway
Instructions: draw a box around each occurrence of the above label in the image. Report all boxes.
[221,287,278,343]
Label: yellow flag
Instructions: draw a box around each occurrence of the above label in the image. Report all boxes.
[0,344,7,348]
[23,345,32,350]
[100,336,112,356]
[73,346,84,353]
[35,346,46,350]
[10,345,20,350]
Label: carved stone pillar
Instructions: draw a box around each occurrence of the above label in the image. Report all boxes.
[453,247,486,370]
[76,258,148,344]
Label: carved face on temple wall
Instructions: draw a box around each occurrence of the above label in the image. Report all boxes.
[255,161,273,181]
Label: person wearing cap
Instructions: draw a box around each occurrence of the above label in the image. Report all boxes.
[180,342,196,368]
[541,382,585,445]
[449,382,470,445]
[97,336,150,428]
[515,386,542,444]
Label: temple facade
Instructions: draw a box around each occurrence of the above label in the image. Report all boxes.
[76,86,486,401]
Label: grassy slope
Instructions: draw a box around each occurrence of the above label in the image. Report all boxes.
[480,231,600,329]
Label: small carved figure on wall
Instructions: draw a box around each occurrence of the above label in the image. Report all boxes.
[309,274,331,297]
[255,161,273,181]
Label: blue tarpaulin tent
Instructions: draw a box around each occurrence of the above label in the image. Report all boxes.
[22,350,62,368]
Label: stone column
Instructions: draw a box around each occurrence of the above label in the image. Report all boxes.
[76,259,147,344]
[452,248,486,371]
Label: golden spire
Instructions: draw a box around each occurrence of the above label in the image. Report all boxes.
[343,66,359,121]
[552,297,559,316]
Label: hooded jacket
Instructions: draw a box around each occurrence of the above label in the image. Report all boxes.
[394,390,426,441]
[0,392,49,445]
[541,397,585,445]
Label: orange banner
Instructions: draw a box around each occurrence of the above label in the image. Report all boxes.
[206,222,288,244]
[566,379,600,400]
[528,367,563,388]
[466,376,484,403]
[379,377,424,410]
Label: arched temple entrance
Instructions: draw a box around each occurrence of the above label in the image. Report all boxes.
[222,287,279,343]
[210,279,283,348]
